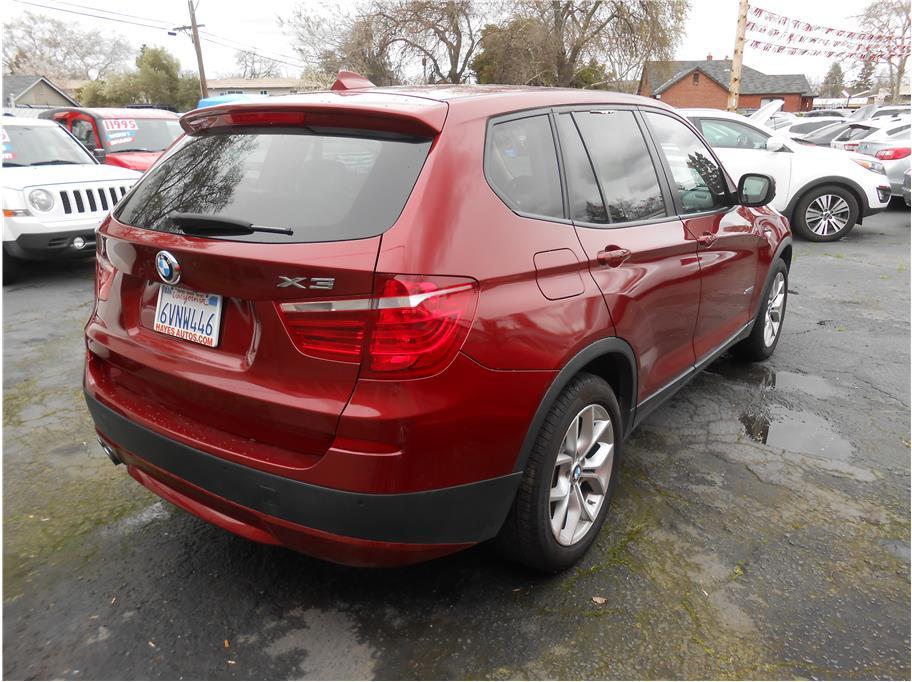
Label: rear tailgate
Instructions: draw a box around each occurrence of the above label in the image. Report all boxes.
[85,94,444,476]
[87,221,380,472]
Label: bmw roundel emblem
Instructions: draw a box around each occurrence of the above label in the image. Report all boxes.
[155,250,181,285]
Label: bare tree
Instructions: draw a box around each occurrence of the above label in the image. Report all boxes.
[282,3,401,85]
[504,0,687,88]
[2,11,131,80]
[373,0,485,84]
[856,0,910,103]
[233,50,281,79]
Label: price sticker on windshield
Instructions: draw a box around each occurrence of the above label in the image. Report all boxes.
[102,119,138,132]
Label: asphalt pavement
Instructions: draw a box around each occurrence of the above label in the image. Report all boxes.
[3,204,910,680]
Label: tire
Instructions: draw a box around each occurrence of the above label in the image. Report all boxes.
[792,184,859,242]
[495,373,622,572]
[3,250,21,285]
[731,259,788,362]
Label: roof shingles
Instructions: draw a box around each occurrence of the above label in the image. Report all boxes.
[642,60,814,97]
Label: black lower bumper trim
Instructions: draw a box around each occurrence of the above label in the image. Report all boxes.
[4,230,96,260]
[84,392,521,544]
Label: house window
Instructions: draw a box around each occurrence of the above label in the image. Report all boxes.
[260,90,268,95]
[692,72,700,85]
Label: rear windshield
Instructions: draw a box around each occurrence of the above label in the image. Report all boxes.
[101,117,182,153]
[114,129,432,243]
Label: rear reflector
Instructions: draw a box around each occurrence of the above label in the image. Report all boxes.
[875,147,911,160]
[277,274,478,379]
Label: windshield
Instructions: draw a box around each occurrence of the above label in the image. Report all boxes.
[2,124,93,167]
[114,128,432,243]
[101,117,182,153]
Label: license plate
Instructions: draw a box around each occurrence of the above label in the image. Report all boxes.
[153,285,223,347]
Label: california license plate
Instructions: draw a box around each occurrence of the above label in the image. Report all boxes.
[153,285,223,347]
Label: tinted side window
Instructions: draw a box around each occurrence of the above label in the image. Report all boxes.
[555,114,607,224]
[72,119,97,148]
[573,110,666,223]
[486,115,563,219]
[791,120,837,135]
[644,112,730,215]
[697,118,769,149]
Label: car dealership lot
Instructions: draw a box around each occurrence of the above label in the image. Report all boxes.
[3,206,910,679]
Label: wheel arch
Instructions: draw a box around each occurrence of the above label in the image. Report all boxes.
[512,338,637,474]
[785,176,868,224]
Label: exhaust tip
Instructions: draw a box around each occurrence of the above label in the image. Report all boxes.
[98,437,122,465]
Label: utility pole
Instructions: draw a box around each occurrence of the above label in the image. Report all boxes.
[727,0,749,112]
[172,2,209,99]
[188,0,208,98]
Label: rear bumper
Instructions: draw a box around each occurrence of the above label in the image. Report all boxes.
[85,391,521,566]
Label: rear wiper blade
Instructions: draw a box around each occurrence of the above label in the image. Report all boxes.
[169,212,293,236]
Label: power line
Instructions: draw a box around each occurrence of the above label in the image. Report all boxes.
[12,0,314,72]
[199,35,310,70]
[198,31,314,68]
[43,0,174,28]
[11,0,173,31]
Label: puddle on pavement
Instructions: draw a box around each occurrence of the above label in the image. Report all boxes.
[739,407,853,460]
[709,359,838,399]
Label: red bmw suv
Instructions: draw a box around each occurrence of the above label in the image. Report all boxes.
[84,73,791,571]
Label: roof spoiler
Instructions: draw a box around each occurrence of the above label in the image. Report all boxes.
[331,70,376,91]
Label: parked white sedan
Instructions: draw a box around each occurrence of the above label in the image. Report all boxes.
[2,117,140,282]
[682,108,892,241]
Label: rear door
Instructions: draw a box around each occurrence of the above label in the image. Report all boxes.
[87,120,435,469]
[643,110,762,361]
[555,108,701,404]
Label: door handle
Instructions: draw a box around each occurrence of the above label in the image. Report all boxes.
[597,246,631,267]
[696,232,716,247]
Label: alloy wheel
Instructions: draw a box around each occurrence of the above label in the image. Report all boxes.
[550,404,614,546]
[764,272,786,347]
[805,194,850,236]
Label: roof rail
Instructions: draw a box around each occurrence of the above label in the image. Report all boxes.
[331,70,376,91]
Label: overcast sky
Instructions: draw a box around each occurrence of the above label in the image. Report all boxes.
[8,0,872,83]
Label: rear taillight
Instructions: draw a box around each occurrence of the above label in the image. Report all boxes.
[277,274,478,380]
[875,147,911,160]
[95,237,114,301]
[843,142,860,152]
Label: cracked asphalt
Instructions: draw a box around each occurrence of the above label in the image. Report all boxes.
[3,204,910,680]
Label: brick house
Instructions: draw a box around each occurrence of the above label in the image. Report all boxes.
[638,56,815,112]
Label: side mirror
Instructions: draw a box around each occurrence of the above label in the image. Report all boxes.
[738,173,776,207]
[92,148,107,163]
[766,136,787,152]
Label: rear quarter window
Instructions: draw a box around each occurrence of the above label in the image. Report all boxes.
[485,114,564,220]
[114,129,432,243]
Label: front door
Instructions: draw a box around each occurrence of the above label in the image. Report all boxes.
[642,111,762,361]
[554,109,702,404]
[689,116,792,213]
[71,115,101,151]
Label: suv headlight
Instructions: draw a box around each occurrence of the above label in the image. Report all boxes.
[851,158,886,175]
[27,189,55,212]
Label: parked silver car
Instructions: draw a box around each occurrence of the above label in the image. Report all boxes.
[902,168,910,207]
[855,125,911,197]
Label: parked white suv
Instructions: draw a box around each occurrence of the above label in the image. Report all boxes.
[683,108,892,241]
[2,117,141,282]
